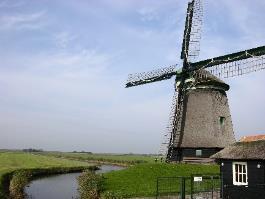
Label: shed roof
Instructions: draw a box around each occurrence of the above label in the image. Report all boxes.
[211,140,265,160]
[240,135,265,142]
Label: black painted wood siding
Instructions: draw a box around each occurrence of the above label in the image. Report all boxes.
[220,160,265,199]
[170,147,222,161]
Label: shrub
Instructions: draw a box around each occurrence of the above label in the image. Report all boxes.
[78,170,103,199]
[9,170,31,199]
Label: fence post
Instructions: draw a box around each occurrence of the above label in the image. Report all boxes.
[156,178,159,199]
[181,177,186,199]
[211,176,214,199]
[221,173,224,199]
[191,175,193,199]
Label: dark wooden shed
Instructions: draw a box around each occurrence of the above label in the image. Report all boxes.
[211,136,265,199]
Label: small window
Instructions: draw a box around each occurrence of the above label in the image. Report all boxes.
[219,117,225,126]
[233,162,248,185]
[196,150,202,157]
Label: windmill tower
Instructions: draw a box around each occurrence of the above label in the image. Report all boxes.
[125,0,265,162]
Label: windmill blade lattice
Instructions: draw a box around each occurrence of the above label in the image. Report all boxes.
[166,85,186,159]
[206,55,265,79]
[188,0,203,62]
[126,65,177,88]
[190,46,265,79]
[158,90,178,156]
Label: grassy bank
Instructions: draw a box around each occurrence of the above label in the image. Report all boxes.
[36,151,157,165]
[102,163,219,198]
[0,151,94,198]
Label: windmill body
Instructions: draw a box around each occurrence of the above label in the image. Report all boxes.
[169,70,235,161]
[125,0,265,162]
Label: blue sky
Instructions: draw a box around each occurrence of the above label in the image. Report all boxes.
[0,0,265,153]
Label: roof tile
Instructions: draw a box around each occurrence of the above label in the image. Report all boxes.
[240,135,265,142]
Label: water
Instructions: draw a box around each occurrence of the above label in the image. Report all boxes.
[25,165,124,199]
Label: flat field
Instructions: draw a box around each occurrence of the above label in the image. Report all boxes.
[38,151,157,165]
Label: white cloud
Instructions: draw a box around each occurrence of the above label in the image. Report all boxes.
[0,11,45,30]
[1,49,112,78]
[54,32,77,49]
[138,7,159,22]
[0,46,172,153]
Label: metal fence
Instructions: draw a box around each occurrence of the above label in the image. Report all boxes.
[191,174,221,199]
[156,177,190,199]
[156,174,221,199]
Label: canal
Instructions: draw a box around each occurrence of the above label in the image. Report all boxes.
[25,165,124,199]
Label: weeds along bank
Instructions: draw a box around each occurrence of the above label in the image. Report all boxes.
[8,167,97,199]
[78,163,220,198]
[0,152,95,199]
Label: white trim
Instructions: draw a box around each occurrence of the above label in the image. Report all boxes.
[232,162,248,186]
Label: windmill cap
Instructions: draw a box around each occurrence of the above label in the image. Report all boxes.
[190,69,230,91]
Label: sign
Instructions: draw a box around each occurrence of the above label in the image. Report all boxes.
[194,176,203,182]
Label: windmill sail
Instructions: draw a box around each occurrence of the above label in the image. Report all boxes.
[158,90,178,156]
[187,0,203,62]
[181,0,203,63]
[126,65,176,88]
[181,0,194,61]
[166,86,186,160]
[206,55,265,79]
[191,45,265,79]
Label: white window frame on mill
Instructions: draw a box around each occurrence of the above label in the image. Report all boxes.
[196,149,202,157]
[232,162,248,186]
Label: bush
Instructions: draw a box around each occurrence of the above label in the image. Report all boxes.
[78,170,103,199]
[0,172,13,199]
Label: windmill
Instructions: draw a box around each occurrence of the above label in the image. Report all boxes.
[125,0,265,162]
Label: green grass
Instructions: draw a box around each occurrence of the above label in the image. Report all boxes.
[37,151,157,165]
[102,163,220,198]
[0,151,93,197]
[0,151,91,175]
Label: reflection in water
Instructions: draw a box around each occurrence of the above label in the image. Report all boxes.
[25,165,124,199]
[96,165,124,174]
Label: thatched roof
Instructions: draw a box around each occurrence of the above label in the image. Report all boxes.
[211,140,265,160]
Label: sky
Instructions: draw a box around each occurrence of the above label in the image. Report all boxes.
[0,0,265,153]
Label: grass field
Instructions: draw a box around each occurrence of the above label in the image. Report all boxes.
[0,151,93,197]
[0,151,92,177]
[102,163,220,198]
[37,151,157,165]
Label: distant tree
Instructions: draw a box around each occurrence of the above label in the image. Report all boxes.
[22,148,43,152]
